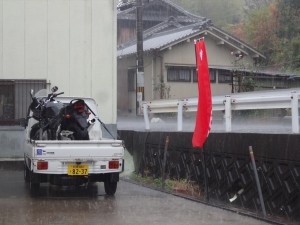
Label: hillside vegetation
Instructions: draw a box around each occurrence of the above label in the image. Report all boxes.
[173,0,300,73]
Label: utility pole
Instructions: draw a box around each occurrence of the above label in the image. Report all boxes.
[136,0,144,115]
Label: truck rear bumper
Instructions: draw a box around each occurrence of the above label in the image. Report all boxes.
[27,157,124,174]
[33,172,120,186]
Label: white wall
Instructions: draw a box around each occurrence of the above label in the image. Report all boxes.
[0,0,117,124]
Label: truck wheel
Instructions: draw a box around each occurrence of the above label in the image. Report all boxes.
[29,173,40,196]
[104,181,117,196]
[24,164,30,183]
[30,180,40,196]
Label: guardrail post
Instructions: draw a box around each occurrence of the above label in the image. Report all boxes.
[143,103,150,130]
[177,100,183,131]
[291,91,299,133]
[225,96,232,132]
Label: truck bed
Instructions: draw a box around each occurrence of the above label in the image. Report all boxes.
[24,139,124,175]
[29,139,124,159]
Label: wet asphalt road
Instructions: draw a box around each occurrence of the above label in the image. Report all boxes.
[0,168,272,225]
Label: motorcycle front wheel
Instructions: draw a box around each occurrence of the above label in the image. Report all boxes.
[30,123,53,140]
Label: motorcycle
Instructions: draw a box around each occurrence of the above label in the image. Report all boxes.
[59,98,91,140]
[26,86,91,141]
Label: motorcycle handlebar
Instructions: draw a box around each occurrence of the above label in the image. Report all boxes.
[48,92,64,99]
[55,92,64,97]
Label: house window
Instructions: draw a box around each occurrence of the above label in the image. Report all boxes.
[192,68,197,82]
[193,68,216,83]
[210,69,216,82]
[0,80,46,125]
[128,69,135,91]
[218,69,232,83]
[167,66,191,82]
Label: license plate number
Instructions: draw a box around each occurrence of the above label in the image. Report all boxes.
[68,164,88,175]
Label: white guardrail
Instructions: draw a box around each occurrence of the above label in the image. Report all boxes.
[142,89,300,133]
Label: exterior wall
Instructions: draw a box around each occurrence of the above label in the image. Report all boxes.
[162,36,255,99]
[117,55,158,112]
[0,0,117,125]
[117,57,136,112]
[0,0,117,158]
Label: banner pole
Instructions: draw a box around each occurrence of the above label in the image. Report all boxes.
[162,136,169,189]
[201,147,209,202]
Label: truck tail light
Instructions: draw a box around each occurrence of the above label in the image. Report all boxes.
[109,161,119,169]
[37,161,48,170]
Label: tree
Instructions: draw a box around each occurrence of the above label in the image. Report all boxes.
[275,0,300,71]
[247,3,278,63]
[231,0,300,72]
[172,0,300,72]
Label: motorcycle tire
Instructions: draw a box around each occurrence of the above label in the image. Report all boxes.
[29,123,40,140]
[30,123,53,140]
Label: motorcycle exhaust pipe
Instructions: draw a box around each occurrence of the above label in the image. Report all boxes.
[87,118,96,130]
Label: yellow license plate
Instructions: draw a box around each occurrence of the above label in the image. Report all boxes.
[68,164,89,176]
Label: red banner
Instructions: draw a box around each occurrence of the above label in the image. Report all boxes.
[192,39,212,148]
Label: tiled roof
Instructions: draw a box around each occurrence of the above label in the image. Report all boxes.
[118,23,265,59]
[117,25,200,57]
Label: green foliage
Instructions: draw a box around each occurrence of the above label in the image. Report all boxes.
[242,4,278,63]
[153,77,171,99]
[241,77,256,92]
[130,172,174,191]
[273,0,300,71]
[231,0,300,72]
[277,0,300,39]
[291,39,300,71]
[129,172,201,195]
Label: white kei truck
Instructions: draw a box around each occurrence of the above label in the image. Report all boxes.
[23,97,124,196]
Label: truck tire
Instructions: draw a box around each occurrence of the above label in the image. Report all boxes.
[104,181,117,196]
[30,180,40,196]
[29,172,40,196]
[24,164,30,183]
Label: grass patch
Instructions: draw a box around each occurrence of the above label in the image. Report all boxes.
[129,172,203,198]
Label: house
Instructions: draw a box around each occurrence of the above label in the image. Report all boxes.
[117,0,208,47]
[117,0,270,114]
